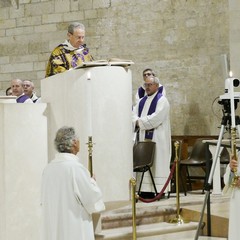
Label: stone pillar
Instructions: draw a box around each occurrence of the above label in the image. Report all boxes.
[0,103,48,240]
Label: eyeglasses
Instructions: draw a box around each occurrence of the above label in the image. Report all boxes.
[69,33,85,40]
[143,73,153,77]
[144,83,155,88]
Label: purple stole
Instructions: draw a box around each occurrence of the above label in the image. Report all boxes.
[138,85,163,99]
[138,88,163,140]
[17,95,30,103]
[138,87,145,99]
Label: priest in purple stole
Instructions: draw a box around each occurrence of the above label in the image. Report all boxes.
[132,76,171,195]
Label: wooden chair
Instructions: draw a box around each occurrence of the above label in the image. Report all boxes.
[133,141,158,196]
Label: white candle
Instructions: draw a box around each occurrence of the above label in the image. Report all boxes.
[87,71,92,136]
[229,76,236,127]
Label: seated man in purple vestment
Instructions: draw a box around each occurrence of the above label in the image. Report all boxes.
[11,79,33,103]
[23,80,39,103]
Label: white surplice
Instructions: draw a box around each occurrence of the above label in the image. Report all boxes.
[41,153,105,240]
[223,156,240,240]
[132,92,171,193]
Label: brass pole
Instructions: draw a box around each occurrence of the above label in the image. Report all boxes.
[230,127,239,187]
[87,136,93,177]
[130,178,137,240]
[169,141,187,224]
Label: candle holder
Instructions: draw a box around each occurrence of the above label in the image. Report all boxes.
[87,136,94,177]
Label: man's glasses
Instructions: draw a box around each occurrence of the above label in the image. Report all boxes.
[143,73,154,77]
[69,33,84,40]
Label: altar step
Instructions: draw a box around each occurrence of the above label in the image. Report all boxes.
[95,198,202,240]
[96,221,200,240]
[95,192,229,240]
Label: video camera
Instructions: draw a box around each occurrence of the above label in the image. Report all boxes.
[219,78,240,114]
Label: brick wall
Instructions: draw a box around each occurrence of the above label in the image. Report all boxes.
[0,0,231,135]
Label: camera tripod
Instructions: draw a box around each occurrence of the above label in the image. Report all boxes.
[194,105,240,239]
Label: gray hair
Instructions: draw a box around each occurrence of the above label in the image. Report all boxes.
[11,78,23,86]
[68,22,85,34]
[23,80,34,87]
[54,126,78,153]
[148,76,160,85]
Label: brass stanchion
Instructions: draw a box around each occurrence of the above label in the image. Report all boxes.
[169,141,188,224]
[230,127,239,187]
[130,178,137,240]
[87,136,94,177]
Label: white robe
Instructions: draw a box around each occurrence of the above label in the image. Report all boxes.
[41,153,105,240]
[132,92,171,193]
[223,155,240,240]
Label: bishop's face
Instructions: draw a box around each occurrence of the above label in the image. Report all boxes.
[68,28,85,49]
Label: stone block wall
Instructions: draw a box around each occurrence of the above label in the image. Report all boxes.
[0,0,232,135]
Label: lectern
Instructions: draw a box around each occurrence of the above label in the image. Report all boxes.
[41,65,133,203]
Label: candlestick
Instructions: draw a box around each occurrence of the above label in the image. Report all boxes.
[87,136,93,176]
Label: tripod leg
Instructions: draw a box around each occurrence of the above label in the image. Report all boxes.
[194,123,226,240]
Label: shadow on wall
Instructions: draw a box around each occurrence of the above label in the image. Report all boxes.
[184,102,210,135]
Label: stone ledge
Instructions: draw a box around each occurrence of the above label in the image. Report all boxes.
[96,221,200,240]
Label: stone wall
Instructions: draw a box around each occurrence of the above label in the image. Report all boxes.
[0,0,231,135]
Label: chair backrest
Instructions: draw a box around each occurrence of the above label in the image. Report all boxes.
[133,141,156,171]
[171,139,183,162]
[220,147,230,164]
[189,140,212,162]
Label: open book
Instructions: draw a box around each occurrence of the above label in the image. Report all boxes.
[74,58,134,69]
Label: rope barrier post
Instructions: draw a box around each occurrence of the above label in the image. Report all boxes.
[130,177,137,240]
[169,141,188,224]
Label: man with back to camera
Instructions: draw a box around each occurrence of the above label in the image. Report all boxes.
[45,22,94,77]
[41,126,105,240]
[132,76,171,198]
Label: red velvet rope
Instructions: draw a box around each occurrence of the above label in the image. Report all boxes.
[138,160,177,203]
